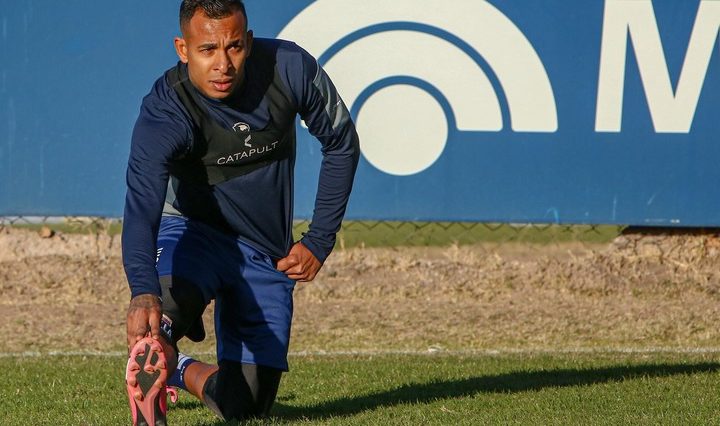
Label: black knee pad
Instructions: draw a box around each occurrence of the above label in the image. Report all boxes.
[159,275,208,344]
[202,360,282,421]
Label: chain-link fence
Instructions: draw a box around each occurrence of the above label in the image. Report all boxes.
[297,220,625,248]
[0,216,626,249]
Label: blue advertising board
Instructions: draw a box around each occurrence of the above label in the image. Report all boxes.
[0,0,718,225]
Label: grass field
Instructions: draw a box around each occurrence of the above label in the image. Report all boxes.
[3,223,718,424]
[2,351,719,425]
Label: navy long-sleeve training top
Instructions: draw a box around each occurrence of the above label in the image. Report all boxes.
[122,38,360,298]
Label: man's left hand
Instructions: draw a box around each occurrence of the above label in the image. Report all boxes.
[276,242,321,281]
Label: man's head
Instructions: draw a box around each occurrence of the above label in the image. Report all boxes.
[174,0,253,100]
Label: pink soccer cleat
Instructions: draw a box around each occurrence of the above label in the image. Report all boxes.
[166,386,179,404]
[126,337,170,426]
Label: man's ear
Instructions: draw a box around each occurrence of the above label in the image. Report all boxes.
[174,37,189,63]
[247,30,253,56]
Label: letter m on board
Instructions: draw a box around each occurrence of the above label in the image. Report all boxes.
[595,0,719,133]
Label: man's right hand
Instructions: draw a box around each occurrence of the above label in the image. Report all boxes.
[126,294,162,353]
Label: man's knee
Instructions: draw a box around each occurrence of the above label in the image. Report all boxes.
[158,275,208,343]
[202,360,282,420]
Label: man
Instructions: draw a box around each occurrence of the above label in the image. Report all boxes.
[122,0,359,424]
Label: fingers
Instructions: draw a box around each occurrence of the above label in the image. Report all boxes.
[127,308,149,349]
[287,271,317,282]
[126,294,162,352]
[278,254,306,277]
[276,255,299,272]
[127,314,148,353]
[277,242,322,282]
[279,255,305,275]
[148,309,161,341]
[283,260,315,281]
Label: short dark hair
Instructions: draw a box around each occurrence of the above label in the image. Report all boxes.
[179,0,247,30]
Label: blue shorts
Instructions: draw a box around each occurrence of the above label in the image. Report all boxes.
[155,216,296,371]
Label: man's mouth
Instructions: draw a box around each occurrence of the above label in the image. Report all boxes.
[211,79,233,92]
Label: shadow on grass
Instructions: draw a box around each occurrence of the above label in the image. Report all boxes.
[272,362,719,420]
[172,400,205,411]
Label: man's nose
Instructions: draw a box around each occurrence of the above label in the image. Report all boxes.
[215,51,233,73]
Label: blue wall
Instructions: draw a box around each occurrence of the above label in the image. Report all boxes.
[1,1,718,225]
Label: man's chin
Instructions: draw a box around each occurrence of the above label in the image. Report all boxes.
[211,91,233,100]
[202,87,233,100]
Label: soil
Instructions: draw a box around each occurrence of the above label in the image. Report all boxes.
[2,227,720,355]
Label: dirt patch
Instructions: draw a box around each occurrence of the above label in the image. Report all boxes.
[1,227,719,354]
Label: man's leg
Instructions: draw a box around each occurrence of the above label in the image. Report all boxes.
[193,238,295,421]
[179,359,282,420]
[162,236,294,421]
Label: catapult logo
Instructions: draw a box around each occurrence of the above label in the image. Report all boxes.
[278,0,558,176]
[232,122,250,133]
[232,122,253,147]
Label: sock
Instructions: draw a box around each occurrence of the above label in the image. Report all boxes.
[167,353,197,391]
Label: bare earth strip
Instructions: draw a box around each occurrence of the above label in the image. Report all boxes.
[1,227,719,355]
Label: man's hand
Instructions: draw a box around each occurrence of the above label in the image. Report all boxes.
[276,242,322,281]
[126,294,162,352]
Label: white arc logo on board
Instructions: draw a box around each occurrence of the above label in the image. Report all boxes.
[279,0,557,176]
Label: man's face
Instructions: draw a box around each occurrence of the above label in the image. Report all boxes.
[174,9,253,100]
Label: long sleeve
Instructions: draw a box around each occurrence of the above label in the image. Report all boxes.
[122,86,192,298]
[296,53,360,263]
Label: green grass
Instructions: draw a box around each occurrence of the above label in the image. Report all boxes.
[6,219,622,247]
[2,352,719,425]
[294,221,623,247]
